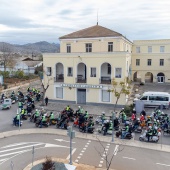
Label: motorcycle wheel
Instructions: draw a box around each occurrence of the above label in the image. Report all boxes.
[155,139,159,143]
[139,137,143,141]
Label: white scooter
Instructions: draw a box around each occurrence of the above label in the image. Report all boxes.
[139,130,161,143]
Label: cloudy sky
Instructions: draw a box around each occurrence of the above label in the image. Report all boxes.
[0,0,170,44]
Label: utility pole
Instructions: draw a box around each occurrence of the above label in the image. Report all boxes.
[32,146,35,167]
[10,161,14,170]
[67,126,75,165]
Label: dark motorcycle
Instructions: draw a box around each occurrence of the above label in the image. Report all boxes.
[13,118,22,126]
[35,119,48,128]
[56,119,69,129]
[116,129,133,139]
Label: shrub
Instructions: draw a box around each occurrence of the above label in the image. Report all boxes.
[15,71,24,78]
[3,84,8,89]
[0,71,10,78]
[42,156,55,170]
[124,104,134,117]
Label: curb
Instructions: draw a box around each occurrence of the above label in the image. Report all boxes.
[23,158,114,170]
[0,129,170,153]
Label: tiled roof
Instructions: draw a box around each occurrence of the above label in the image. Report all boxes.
[59,25,122,39]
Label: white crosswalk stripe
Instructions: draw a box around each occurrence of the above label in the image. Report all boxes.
[0,142,45,165]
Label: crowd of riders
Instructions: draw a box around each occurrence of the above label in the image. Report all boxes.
[2,86,170,141]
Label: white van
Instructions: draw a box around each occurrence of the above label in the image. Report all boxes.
[136,91,170,108]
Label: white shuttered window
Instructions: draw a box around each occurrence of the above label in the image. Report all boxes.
[102,90,110,102]
[56,87,63,99]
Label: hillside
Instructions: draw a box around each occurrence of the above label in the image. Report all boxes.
[0,41,60,54]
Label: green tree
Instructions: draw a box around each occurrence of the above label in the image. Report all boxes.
[108,78,131,112]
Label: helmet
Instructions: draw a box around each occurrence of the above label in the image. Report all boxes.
[147,116,150,118]
[137,118,140,121]
[154,119,156,122]
[78,106,81,108]
[149,126,152,129]
[122,108,124,110]
[154,127,158,130]
[36,109,38,111]
[157,120,159,123]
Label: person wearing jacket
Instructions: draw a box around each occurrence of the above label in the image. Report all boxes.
[49,112,54,125]
[146,126,153,142]
[45,96,48,106]
[40,114,47,128]
[121,125,129,139]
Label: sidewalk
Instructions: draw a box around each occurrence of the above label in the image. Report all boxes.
[0,128,169,153]
[36,102,120,117]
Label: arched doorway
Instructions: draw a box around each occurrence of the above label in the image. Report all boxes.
[100,62,111,84]
[157,72,165,83]
[77,63,86,83]
[145,72,153,83]
[55,63,64,82]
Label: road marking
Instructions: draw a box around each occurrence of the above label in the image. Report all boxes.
[66,148,76,160]
[79,153,83,156]
[113,145,119,156]
[87,143,90,145]
[156,163,170,167]
[1,142,31,148]
[0,143,43,154]
[83,148,86,150]
[98,143,110,168]
[0,159,7,162]
[123,157,136,160]
[55,139,76,143]
[88,140,91,142]
[85,145,88,147]
[44,143,69,148]
[0,149,32,158]
[98,164,102,167]
[77,156,81,159]
[75,159,79,163]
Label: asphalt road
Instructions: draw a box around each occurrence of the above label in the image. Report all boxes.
[0,134,170,170]
[0,103,170,145]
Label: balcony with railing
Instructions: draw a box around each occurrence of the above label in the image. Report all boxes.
[99,77,111,84]
[54,74,64,82]
[76,75,87,83]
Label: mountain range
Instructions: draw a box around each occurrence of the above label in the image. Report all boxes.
[0,41,60,54]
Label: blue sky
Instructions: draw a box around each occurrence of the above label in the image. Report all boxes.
[0,0,170,44]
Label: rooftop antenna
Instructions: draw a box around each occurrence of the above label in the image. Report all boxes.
[97,9,98,25]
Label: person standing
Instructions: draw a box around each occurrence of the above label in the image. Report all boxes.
[45,96,48,106]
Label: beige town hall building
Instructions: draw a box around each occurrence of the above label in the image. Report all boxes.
[43,24,170,106]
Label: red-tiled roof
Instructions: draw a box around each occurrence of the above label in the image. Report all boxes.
[59,25,122,39]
